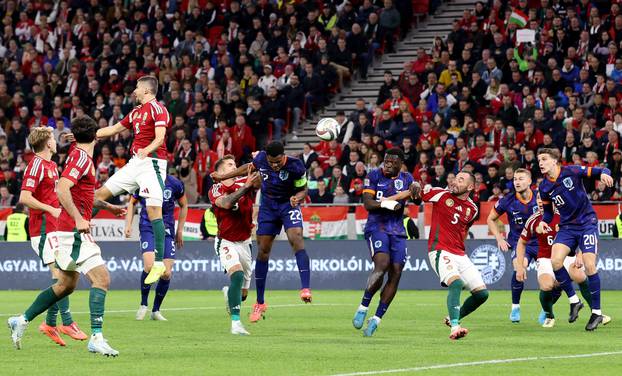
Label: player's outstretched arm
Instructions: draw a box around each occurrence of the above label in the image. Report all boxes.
[514,237,528,282]
[58,177,90,233]
[137,126,167,159]
[486,208,510,252]
[94,198,127,217]
[96,123,126,139]
[363,192,401,211]
[211,163,254,182]
[569,165,614,187]
[214,171,260,209]
[19,191,61,219]
[124,196,138,238]
[176,194,189,248]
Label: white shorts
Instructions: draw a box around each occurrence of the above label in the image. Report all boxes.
[31,235,55,265]
[429,250,485,291]
[215,237,253,289]
[49,231,105,275]
[537,256,583,279]
[104,156,167,206]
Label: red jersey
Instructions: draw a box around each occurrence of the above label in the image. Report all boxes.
[21,155,59,236]
[57,147,96,232]
[120,99,170,159]
[208,177,255,242]
[422,187,478,256]
[520,212,560,259]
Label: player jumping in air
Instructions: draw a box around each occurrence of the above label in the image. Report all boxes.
[209,156,260,335]
[94,76,170,285]
[8,116,125,356]
[486,168,540,323]
[18,127,87,346]
[211,141,311,323]
[125,175,188,321]
[424,172,489,340]
[517,196,610,328]
[537,148,614,331]
[352,148,419,337]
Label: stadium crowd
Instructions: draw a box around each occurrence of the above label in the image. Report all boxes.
[305,0,622,204]
[0,0,413,206]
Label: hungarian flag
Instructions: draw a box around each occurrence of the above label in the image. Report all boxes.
[509,10,528,27]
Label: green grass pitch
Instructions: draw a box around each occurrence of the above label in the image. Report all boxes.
[1,290,621,376]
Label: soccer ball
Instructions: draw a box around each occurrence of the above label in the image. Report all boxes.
[315,118,339,141]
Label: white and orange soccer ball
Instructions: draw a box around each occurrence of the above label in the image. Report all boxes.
[315,118,339,141]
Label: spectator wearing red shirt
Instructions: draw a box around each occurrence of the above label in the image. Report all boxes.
[408,48,431,76]
[231,114,256,161]
[516,120,544,151]
[418,121,439,147]
[382,87,415,118]
[468,134,488,162]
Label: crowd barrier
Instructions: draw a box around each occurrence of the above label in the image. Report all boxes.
[2,202,620,241]
[1,240,621,290]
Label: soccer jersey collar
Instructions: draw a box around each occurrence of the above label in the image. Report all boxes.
[515,189,533,205]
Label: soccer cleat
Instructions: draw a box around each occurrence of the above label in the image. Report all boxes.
[449,327,469,340]
[38,322,66,346]
[363,316,381,337]
[7,316,28,350]
[150,311,167,321]
[87,333,119,357]
[542,318,556,328]
[222,287,230,315]
[144,261,166,284]
[231,320,250,335]
[300,288,312,303]
[538,310,546,325]
[352,307,368,330]
[249,303,268,323]
[135,305,149,320]
[510,307,521,323]
[58,322,87,341]
[585,313,603,331]
[602,315,612,325]
[568,301,584,323]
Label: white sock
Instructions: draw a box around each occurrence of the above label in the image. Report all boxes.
[372,315,381,323]
[592,309,602,315]
[568,294,579,304]
[358,305,369,312]
[451,325,461,332]
[512,304,520,310]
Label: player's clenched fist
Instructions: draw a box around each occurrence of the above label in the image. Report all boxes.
[76,217,91,234]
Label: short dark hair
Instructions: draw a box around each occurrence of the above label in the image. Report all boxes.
[266,141,285,157]
[71,116,98,143]
[214,155,235,172]
[138,75,158,94]
[537,147,561,161]
[514,168,532,178]
[385,147,404,161]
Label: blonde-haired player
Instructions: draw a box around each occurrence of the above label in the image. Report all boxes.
[94,75,170,284]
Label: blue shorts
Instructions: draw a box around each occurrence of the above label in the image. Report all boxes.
[510,245,538,264]
[364,231,407,265]
[140,227,176,259]
[257,200,303,236]
[555,225,599,255]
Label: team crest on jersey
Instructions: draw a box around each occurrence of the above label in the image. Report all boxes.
[48,170,54,178]
[163,189,172,200]
[563,177,573,189]
[26,178,35,188]
[470,244,506,285]
[394,179,403,190]
[141,241,149,249]
[279,170,289,180]
[374,240,382,249]
[446,198,454,207]
[69,168,79,179]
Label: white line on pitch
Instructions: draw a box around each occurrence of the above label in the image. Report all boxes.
[328,351,622,376]
[0,303,352,317]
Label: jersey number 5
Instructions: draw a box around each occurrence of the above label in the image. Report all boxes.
[451,213,460,224]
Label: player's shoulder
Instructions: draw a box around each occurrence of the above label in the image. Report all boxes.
[253,150,267,165]
[399,171,414,181]
[285,155,305,170]
[166,175,183,188]
[147,99,167,112]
